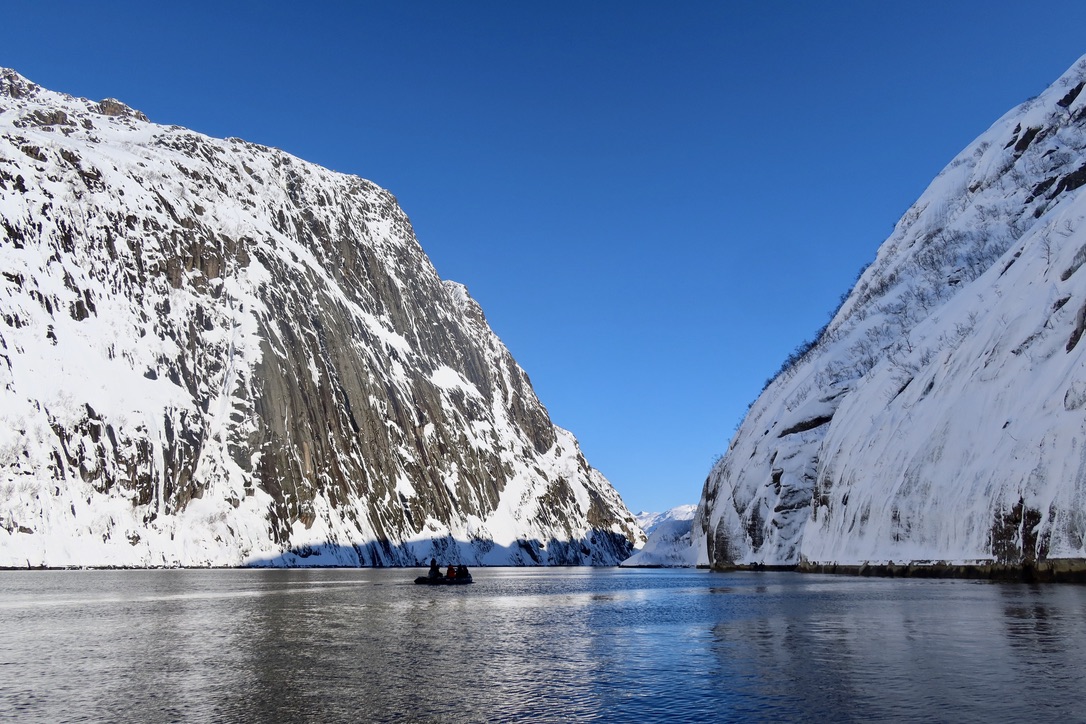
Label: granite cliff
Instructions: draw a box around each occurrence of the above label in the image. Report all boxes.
[0,69,643,567]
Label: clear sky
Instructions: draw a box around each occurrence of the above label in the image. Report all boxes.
[4,2,1086,514]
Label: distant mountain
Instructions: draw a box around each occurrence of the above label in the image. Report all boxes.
[694,55,1086,576]
[623,505,697,567]
[0,69,644,567]
[634,505,697,536]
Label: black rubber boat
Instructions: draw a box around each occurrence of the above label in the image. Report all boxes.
[414,575,473,585]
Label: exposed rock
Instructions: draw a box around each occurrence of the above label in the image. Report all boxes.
[797,558,1086,583]
[0,68,643,567]
[0,67,38,99]
[96,97,149,122]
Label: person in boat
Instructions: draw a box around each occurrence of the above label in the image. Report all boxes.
[446,564,456,578]
[427,558,442,579]
[455,564,470,579]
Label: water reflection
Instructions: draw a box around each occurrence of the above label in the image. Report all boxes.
[705,576,1086,722]
[1,570,1085,722]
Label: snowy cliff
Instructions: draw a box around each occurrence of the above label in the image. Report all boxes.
[695,56,1086,570]
[0,69,643,567]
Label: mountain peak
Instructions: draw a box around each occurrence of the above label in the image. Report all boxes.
[96,97,148,122]
[695,54,1086,576]
[0,70,642,567]
[0,67,38,99]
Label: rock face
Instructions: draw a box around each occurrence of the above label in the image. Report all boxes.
[695,56,1086,570]
[0,68,644,567]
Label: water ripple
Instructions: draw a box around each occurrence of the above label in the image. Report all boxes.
[1,569,1084,722]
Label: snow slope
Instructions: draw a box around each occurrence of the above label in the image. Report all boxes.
[622,505,697,567]
[0,69,644,567]
[695,55,1086,569]
[634,505,697,536]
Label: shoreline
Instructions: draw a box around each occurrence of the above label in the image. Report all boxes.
[712,558,1086,583]
[6,558,1086,583]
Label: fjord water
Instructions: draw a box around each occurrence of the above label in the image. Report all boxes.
[1,569,1083,722]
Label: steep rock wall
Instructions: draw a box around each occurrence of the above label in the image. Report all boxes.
[695,56,1086,569]
[0,69,643,567]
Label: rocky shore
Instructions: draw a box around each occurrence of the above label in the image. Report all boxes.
[710,558,1086,583]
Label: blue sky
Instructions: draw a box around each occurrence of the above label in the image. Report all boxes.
[5,2,1086,514]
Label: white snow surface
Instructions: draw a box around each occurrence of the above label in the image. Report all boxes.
[694,55,1086,568]
[622,505,698,567]
[0,69,644,567]
[634,505,697,536]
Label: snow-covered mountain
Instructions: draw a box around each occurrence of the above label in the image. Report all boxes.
[633,505,697,537]
[0,69,644,567]
[695,55,1086,573]
[623,505,697,567]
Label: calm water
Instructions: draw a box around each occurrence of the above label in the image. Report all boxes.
[1,568,1084,723]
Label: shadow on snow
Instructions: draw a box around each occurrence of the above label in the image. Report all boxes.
[244,530,635,568]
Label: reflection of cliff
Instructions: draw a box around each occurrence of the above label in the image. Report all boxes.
[696,55,1086,571]
[707,576,1086,720]
[5,570,1084,720]
[230,571,327,722]
[708,584,865,720]
[0,68,642,566]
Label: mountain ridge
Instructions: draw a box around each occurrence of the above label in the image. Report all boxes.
[0,68,644,567]
[694,54,1086,575]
